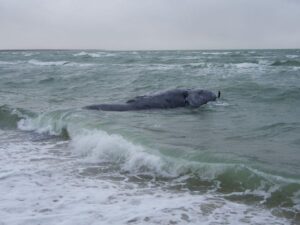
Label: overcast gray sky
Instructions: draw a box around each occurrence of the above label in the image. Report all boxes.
[0,0,300,50]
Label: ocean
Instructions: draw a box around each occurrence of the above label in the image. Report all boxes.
[0,49,299,224]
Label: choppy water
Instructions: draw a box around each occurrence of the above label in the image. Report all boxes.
[0,49,300,224]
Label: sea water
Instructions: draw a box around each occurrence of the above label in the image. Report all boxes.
[0,49,300,224]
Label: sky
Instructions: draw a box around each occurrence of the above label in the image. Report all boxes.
[0,0,300,50]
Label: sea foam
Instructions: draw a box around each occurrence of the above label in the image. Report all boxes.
[0,133,290,225]
[28,59,69,66]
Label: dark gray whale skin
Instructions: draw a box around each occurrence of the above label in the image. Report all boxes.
[84,89,218,111]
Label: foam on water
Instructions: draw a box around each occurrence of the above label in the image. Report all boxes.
[286,55,299,59]
[23,52,39,57]
[235,62,260,68]
[202,51,232,55]
[28,59,70,66]
[16,111,300,187]
[0,60,21,65]
[70,129,175,177]
[73,51,102,57]
[16,112,229,179]
[0,131,290,225]
[73,51,115,58]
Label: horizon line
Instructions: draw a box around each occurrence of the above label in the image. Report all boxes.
[0,47,299,52]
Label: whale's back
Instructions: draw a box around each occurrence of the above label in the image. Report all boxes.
[127,89,188,109]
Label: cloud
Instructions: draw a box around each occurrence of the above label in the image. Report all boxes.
[0,0,299,49]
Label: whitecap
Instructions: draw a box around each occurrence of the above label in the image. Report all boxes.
[23,52,39,57]
[286,55,299,59]
[70,129,176,177]
[0,139,290,225]
[73,51,104,58]
[212,101,230,107]
[73,51,88,57]
[202,51,232,55]
[28,59,69,66]
[235,62,259,68]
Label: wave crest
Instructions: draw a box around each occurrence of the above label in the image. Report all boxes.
[0,105,34,129]
[13,108,300,213]
[28,59,70,66]
[271,60,300,67]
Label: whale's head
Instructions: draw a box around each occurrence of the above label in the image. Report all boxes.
[186,89,218,107]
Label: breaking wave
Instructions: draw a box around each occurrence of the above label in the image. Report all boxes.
[9,107,299,215]
[73,51,102,57]
[202,51,232,55]
[0,105,34,129]
[28,59,70,66]
[72,51,115,58]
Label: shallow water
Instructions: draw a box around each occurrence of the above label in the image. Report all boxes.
[1,49,300,224]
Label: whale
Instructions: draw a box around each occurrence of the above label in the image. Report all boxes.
[84,89,220,111]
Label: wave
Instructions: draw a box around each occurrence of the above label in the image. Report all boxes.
[70,130,176,177]
[224,81,300,103]
[5,107,298,214]
[0,60,21,65]
[70,129,300,212]
[17,110,72,137]
[286,55,299,59]
[73,51,102,58]
[274,88,300,101]
[28,59,70,66]
[271,60,300,67]
[202,51,232,55]
[22,52,40,57]
[228,122,300,141]
[235,62,260,68]
[0,105,22,129]
[182,62,208,69]
[0,105,34,129]
[72,51,116,58]
[1,59,93,67]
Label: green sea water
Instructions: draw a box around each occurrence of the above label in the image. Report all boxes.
[0,50,300,224]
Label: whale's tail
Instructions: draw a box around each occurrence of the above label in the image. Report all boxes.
[217,90,221,98]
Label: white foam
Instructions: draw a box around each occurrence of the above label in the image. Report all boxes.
[202,51,232,55]
[73,51,109,58]
[70,129,176,177]
[17,111,70,136]
[3,115,295,224]
[16,114,235,179]
[73,51,88,56]
[286,55,298,59]
[28,59,69,66]
[14,112,300,218]
[293,67,300,71]
[211,101,230,107]
[235,62,259,68]
[0,135,290,225]
[70,129,293,187]
[16,114,279,182]
[16,112,300,187]
[16,113,177,176]
[22,52,39,57]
